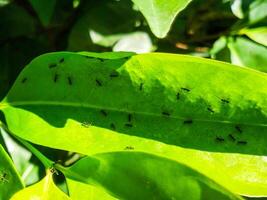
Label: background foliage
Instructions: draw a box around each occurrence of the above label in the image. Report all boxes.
[0,0,266,199]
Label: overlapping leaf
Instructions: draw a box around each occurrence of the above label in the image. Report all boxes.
[62,152,242,200]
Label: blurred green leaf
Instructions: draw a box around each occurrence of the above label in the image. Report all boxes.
[0,0,10,7]
[240,26,267,46]
[248,0,267,24]
[1,130,43,186]
[67,178,118,200]
[68,0,138,51]
[113,31,153,53]
[0,4,35,41]
[131,0,192,38]
[10,172,70,200]
[227,36,267,72]
[0,141,24,200]
[28,0,56,26]
[62,152,242,200]
[210,36,231,62]
[231,0,267,24]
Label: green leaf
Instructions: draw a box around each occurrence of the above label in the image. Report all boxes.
[0,140,24,200]
[68,0,138,51]
[62,152,242,200]
[2,52,267,196]
[227,36,267,72]
[240,27,267,46]
[131,0,192,38]
[67,178,118,200]
[1,130,43,186]
[209,36,231,62]
[28,0,56,26]
[248,0,267,24]
[0,4,35,41]
[10,172,71,200]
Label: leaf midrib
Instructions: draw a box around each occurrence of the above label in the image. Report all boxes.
[1,101,267,128]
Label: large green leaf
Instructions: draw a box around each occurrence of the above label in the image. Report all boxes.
[227,36,267,72]
[1,52,267,196]
[10,172,70,200]
[131,0,192,38]
[0,139,24,200]
[67,178,118,200]
[62,152,242,200]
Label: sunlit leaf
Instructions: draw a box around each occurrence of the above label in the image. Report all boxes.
[1,52,267,196]
[227,36,267,72]
[67,178,118,200]
[10,172,70,200]
[240,27,267,46]
[131,0,192,38]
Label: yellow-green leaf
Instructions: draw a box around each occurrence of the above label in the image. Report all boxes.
[131,0,192,38]
[10,172,71,200]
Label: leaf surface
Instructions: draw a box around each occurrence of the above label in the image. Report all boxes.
[131,0,192,38]
[63,152,242,200]
[10,172,70,200]
[2,52,267,196]
[67,178,118,200]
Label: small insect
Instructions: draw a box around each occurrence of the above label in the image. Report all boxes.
[139,83,144,91]
[215,137,224,142]
[59,58,64,63]
[176,92,180,100]
[221,99,230,104]
[128,114,132,122]
[235,125,242,133]
[228,134,236,141]
[110,71,119,78]
[110,123,116,130]
[237,141,247,145]
[0,171,8,183]
[207,107,214,113]
[54,74,59,82]
[81,122,92,128]
[100,109,108,116]
[183,119,193,124]
[49,63,57,69]
[162,111,170,116]
[21,77,27,83]
[96,79,102,86]
[181,87,190,92]
[124,146,134,150]
[125,123,133,127]
[68,76,72,85]
[49,167,59,175]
